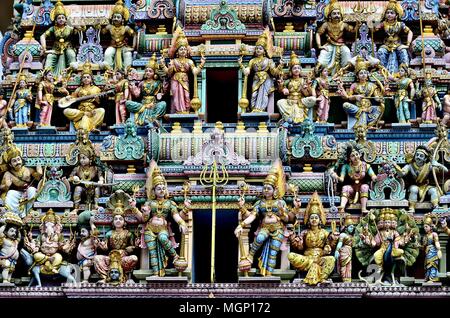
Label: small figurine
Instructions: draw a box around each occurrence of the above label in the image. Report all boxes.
[9,74,32,128]
[391,145,448,212]
[331,144,377,213]
[417,70,442,124]
[108,69,129,124]
[372,0,413,74]
[133,162,190,276]
[389,65,415,123]
[40,0,77,76]
[277,52,316,124]
[315,0,356,76]
[0,144,43,217]
[288,192,336,285]
[312,65,330,123]
[126,54,167,125]
[443,91,450,125]
[239,28,283,113]
[76,223,100,283]
[102,0,135,72]
[0,89,8,129]
[334,214,355,282]
[422,213,441,283]
[234,159,300,276]
[159,27,205,114]
[0,212,23,284]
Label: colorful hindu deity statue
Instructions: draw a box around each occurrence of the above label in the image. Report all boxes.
[107,69,129,125]
[127,54,167,125]
[160,27,205,114]
[443,89,450,125]
[234,160,301,276]
[36,69,69,127]
[102,0,135,72]
[334,214,355,282]
[288,192,335,285]
[133,161,190,277]
[67,139,104,213]
[331,143,377,213]
[391,145,448,212]
[9,74,32,128]
[312,65,331,123]
[0,89,9,129]
[239,28,283,113]
[62,62,105,132]
[40,0,77,77]
[277,52,316,124]
[356,208,419,285]
[76,219,100,283]
[23,209,76,276]
[0,144,43,217]
[0,212,23,284]
[315,0,355,76]
[373,0,413,74]
[421,213,441,283]
[389,65,415,123]
[338,56,385,129]
[417,70,442,124]
[93,192,138,283]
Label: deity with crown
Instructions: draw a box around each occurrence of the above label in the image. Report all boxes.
[9,74,32,128]
[0,212,23,284]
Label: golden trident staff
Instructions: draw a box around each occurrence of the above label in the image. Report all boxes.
[199,159,229,283]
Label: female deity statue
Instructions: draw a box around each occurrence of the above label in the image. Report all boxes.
[276,52,316,124]
[372,0,413,74]
[421,214,441,283]
[40,0,77,77]
[239,28,283,113]
[67,141,104,213]
[9,74,32,128]
[334,214,355,282]
[159,27,205,114]
[107,69,129,124]
[126,54,167,125]
[288,192,336,285]
[338,57,385,129]
[62,62,106,133]
[234,160,301,276]
[389,65,415,123]
[417,70,442,124]
[391,145,448,212]
[93,193,138,283]
[102,0,135,72]
[132,161,190,276]
[315,0,355,76]
[313,65,331,123]
[331,144,377,213]
[0,212,23,284]
[36,69,69,127]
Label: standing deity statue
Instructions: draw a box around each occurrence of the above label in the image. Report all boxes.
[334,214,355,282]
[234,160,301,276]
[40,0,77,77]
[0,89,8,129]
[417,70,442,124]
[93,193,138,284]
[9,74,32,128]
[421,214,441,283]
[288,192,336,285]
[389,65,415,123]
[239,28,283,113]
[313,65,331,123]
[0,144,43,217]
[107,69,129,125]
[0,212,23,284]
[36,69,69,127]
[331,144,377,213]
[76,222,100,283]
[132,162,190,277]
[391,145,448,212]
[315,0,355,76]
[127,54,167,125]
[159,27,205,114]
[338,57,385,129]
[102,0,135,72]
[277,52,316,124]
[61,62,106,132]
[372,0,413,74]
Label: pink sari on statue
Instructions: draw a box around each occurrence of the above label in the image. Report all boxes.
[170,58,191,114]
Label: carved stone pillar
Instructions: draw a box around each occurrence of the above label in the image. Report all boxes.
[439,233,448,274]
